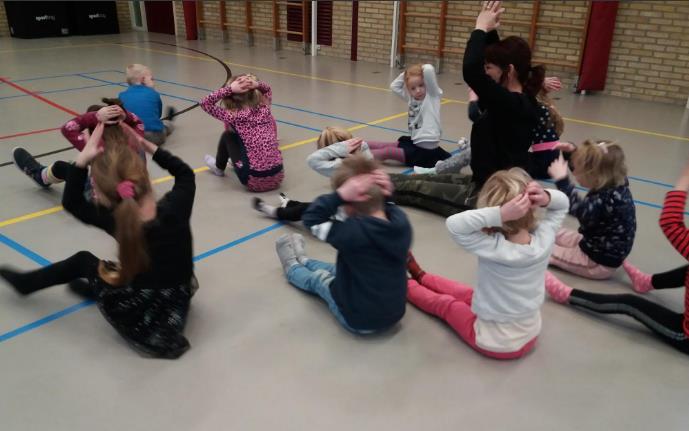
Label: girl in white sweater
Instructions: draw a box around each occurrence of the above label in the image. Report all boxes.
[407,168,569,359]
[369,64,451,168]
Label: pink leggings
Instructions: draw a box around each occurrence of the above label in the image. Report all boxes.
[367,140,406,164]
[549,228,616,280]
[407,272,537,360]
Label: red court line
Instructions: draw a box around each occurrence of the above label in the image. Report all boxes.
[0,127,62,140]
[0,77,79,116]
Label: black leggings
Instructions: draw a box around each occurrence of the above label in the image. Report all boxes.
[276,200,311,222]
[48,160,72,182]
[569,287,689,355]
[7,251,99,294]
[652,265,689,289]
[215,129,243,171]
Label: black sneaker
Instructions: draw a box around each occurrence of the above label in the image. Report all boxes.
[164,106,177,122]
[13,147,49,188]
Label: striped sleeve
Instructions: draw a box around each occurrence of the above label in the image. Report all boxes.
[659,191,689,260]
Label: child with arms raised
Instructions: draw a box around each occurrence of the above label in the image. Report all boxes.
[275,156,412,334]
[407,168,569,358]
[547,141,636,279]
[368,63,450,168]
[1,121,197,359]
[201,74,284,192]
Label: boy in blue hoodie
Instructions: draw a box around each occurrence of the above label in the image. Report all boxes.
[118,64,173,145]
[275,156,413,334]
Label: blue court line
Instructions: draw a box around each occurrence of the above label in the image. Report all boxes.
[193,222,283,262]
[0,300,95,343]
[627,175,673,189]
[4,70,680,192]
[0,233,51,267]
[108,71,461,145]
[9,70,116,83]
[0,83,117,101]
[76,74,323,133]
[0,222,286,344]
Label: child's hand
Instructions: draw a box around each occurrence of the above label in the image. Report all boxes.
[554,141,576,153]
[544,77,562,93]
[476,1,505,32]
[97,105,123,124]
[75,123,105,167]
[372,169,394,196]
[345,138,363,154]
[337,174,376,202]
[548,153,569,181]
[526,181,550,207]
[468,87,478,102]
[229,79,251,94]
[500,192,531,222]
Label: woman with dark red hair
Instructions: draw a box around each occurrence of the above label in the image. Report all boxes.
[391,1,545,217]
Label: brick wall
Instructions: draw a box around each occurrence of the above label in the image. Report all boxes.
[173,1,187,39]
[402,1,585,89]
[115,0,132,33]
[0,2,9,37]
[606,1,689,105]
[357,1,393,64]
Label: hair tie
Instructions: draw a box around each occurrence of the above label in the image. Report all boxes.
[116,180,136,200]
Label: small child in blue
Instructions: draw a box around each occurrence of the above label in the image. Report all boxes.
[275,156,412,334]
[118,64,174,145]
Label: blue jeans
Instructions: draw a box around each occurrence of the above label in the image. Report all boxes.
[287,259,374,335]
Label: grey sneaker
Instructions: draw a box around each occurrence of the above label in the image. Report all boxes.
[276,234,300,275]
[288,233,308,264]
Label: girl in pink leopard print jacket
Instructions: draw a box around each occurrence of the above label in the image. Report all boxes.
[200,74,284,192]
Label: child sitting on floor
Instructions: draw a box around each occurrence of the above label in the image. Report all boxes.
[406,168,569,359]
[275,155,412,334]
[118,64,175,145]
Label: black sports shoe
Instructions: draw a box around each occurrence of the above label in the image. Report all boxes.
[164,106,177,122]
[13,147,49,188]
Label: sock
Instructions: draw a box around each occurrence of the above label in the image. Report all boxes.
[622,261,653,293]
[544,271,572,303]
[252,197,277,218]
[407,252,426,282]
[204,155,225,176]
[279,193,290,208]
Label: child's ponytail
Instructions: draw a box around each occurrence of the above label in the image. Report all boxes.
[111,193,149,285]
[524,65,546,98]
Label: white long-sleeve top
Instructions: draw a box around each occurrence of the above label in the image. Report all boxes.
[446,190,569,352]
[390,64,443,149]
[306,141,373,178]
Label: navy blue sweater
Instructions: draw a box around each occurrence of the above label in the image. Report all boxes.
[555,177,636,267]
[302,193,412,331]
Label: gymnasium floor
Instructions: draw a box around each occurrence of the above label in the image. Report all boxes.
[1,32,689,430]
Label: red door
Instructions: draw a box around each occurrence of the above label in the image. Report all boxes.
[145,1,175,35]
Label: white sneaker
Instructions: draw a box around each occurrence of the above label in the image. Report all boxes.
[413,166,437,175]
[204,155,225,176]
[457,137,470,152]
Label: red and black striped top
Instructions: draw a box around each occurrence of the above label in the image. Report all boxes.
[659,190,689,337]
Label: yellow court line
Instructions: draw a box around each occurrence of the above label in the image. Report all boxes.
[116,42,689,143]
[0,206,64,228]
[0,106,416,228]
